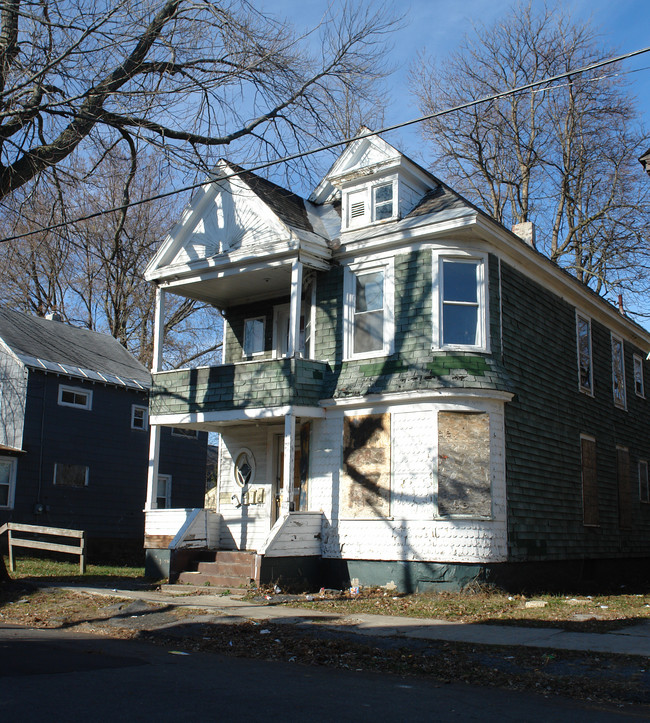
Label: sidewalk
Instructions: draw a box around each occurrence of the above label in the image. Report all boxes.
[44,582,650,657]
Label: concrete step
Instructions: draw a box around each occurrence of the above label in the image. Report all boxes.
[197,561,255,577]
[214,550,257,565]
[177,571,255,589]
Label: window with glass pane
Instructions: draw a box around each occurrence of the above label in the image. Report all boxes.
[577,315,592,393]
[639,460,649,503]
[0,459,14,507]
[243,317,265,356]
[634,355,644,397]
[354,270,384,354]
[612,335,626,407]
[441,260,480,346]
[157,475,171,508]
[373,183,393,221]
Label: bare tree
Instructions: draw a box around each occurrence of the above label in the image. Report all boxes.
[0,0,395,198]
[410,2,649,302]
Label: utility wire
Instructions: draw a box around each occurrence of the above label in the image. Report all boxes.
[2,43,650,244]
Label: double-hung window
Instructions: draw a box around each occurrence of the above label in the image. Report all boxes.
[243,317,265,357]
[634,354,645,397]
[131,405,148,430]
[576,314,593,394]
[433,254,487,350]
[344,260,394,359]
[157,474,172,508]
[0,457,16,508]
[611,334,626,408]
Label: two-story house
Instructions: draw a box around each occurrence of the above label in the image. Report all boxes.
[0,308,207,559]
[143,132,650,591]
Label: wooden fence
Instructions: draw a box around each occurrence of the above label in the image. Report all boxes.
[0,523,86,573]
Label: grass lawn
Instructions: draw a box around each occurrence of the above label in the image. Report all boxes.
[2,554,145,581]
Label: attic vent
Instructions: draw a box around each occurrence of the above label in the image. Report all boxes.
[350,201,365,219]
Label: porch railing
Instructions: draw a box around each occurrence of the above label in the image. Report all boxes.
[0,522,86,573]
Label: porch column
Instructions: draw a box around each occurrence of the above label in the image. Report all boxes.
[287,259,303,357]
[281,412,296,514]
[145,286,166,511]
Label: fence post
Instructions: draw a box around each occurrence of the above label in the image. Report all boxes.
[79,532,86,574]
[8,529,15,572]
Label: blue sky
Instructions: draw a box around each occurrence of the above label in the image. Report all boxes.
[260,0,650,162]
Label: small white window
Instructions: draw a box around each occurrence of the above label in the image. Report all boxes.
[611,334,626,408]
[433,254,488,351]
[131,405,148,430]
[344,180,397,230]
[634,354,644,397]
[54,463,89,488]
[373,183,394,221]
[576,314,593,394]
[157,474,172,508]
[243,317,265,357]
[639,460,649,503]
[171,427,198,438]
[58,385,92,410]
[0,457,17,508]
[344,260,394,359]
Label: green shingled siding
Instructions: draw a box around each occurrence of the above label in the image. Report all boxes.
[501,261,650,562]
[151,358,328,414]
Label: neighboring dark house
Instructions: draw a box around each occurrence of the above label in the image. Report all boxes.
[143,132,650,591]
[0,308,207,556]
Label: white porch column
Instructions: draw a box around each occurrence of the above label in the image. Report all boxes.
[281,412,296,514]
[287,259,303,357]
[145,286,166,511]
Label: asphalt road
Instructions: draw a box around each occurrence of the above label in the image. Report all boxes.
[0,624,646,722]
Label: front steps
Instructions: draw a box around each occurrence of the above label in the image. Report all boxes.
[176,550,259,589]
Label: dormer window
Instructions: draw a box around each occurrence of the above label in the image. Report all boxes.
[344,179,396,230]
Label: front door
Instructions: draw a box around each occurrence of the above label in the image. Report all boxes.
[272,430,307,524]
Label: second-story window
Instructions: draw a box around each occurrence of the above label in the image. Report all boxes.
[634,354,645,397]
[58,384,92,410]
[611,334,626,408]
[131,405,148,430]
[433,254,487,351]
[344,179,397,230]
[243,317,265,357]
[344,260,394,359]
[576,314,593,394]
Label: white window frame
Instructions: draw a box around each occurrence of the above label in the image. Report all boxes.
[0,456,17,509]
[576,313,593,395]
[343,258,395,360]
[53,463,89,488]
[156,473,172,508]
[58,384,92,410]
[611,333,626,409]
[633,354,645,398]
[432,251,489,352]
[242,316,265,357]
[343,178,398,231]
[131,405,148,430]
[639,460,649,503]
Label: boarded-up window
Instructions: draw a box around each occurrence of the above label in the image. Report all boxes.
[54,463,88,488]
[341,413,390,518]
[581,436,599,526]
[437,412,490,517]
[617,447,632,530]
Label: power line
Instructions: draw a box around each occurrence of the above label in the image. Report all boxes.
[2,43,650,245]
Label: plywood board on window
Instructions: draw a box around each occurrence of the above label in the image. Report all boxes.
[581,437,599,526]
[341,413,391,518]
[438,412,490,516]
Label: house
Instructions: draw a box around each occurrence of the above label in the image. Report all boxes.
[143,131,650,591]
[639,147,650,174]
[0,308,208,558]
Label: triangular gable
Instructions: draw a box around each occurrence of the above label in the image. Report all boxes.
[146,163,296,280]
[310,129,402,204]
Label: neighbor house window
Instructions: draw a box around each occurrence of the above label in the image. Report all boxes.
[617,446,632,529]
[433,254,487,350]
[157,474,172,508]
[639,460,649,503]
[243,317,265,357]
[0,457,17,508]
[58,385,92,410]
[54,463,89,488]
[611,334,626,408]
[344,260,394,359]
[576,314,593,394]
[634,354,645,397]
[580,435,599,526]
[131,405,148,430]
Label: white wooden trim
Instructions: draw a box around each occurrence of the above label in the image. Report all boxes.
[281,414,296,514]
[152,286,166,373]
[150,405,325,426]
[145,424,161,510]
[288,260,303,357]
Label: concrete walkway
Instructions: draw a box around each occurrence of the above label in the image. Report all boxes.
[41,582,650,658]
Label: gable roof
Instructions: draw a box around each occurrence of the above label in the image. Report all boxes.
[0,308,150,390]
